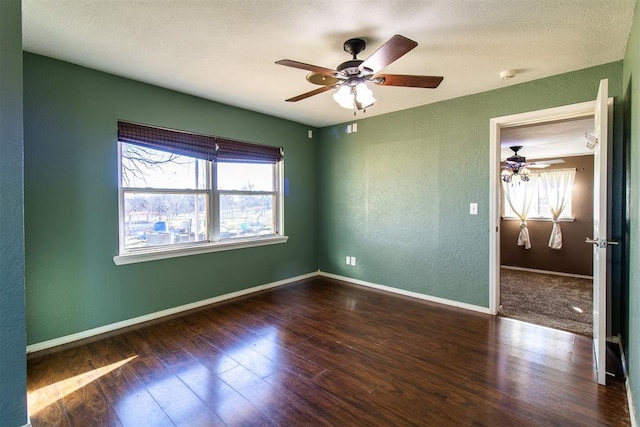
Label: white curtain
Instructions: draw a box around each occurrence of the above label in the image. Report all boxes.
[502,175,538,249]
[540,168,576,250]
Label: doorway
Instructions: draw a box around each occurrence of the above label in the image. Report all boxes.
[497,118,595,335]
[489,100,600,314]
[489,79,611,385]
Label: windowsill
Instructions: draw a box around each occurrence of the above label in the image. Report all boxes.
[501,216,575,222]
[113,235,289,265]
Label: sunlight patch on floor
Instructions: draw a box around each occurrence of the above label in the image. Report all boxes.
[28,355,138,416]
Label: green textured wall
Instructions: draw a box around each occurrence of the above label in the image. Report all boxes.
[623,0,640,423]
[0,1,27,425]
[318,62,623,310]
[24,53,318,345]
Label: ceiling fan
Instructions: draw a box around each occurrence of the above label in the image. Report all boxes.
[502,146,565,183]
[275,34,443,111]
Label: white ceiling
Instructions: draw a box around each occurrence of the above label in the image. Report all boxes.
[22,0,636,128]
[500,117,596,161]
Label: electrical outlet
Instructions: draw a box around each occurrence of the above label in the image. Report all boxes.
[346,256,351,265]
[350,257,356,266]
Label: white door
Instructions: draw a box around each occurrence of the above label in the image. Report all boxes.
[588,78,610,386]
[489,79,612,386]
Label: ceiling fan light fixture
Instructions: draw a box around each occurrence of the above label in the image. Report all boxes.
[333,81,376,110]
[502,164,531,183]
[333,84,355,109]
[355,82,375,108]
[501,168,513,183]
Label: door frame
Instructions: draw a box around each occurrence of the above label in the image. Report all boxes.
[488,100,597,315]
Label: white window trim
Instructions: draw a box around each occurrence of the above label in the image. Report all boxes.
[115,141,288,265]
[113,234,289,265]
[500,216,575,222]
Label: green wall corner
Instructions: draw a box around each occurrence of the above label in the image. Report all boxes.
[0,0,27,425]
[23,54,318,345]
[317,62,624,311]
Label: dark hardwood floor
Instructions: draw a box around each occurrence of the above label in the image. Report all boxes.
[27,277,630,426]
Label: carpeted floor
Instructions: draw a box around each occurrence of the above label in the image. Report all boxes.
[498,268,593,336]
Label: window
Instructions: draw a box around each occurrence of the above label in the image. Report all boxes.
[115,121,286,264]
[502,174,574,220]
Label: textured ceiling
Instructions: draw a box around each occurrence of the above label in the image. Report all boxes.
[22,0,636,128]
[500,117,596,161]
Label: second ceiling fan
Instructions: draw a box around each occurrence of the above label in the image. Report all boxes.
[502,145,565,183]
[275,34,443,111]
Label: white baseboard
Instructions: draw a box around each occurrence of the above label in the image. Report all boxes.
[614,334,636,427]
[26,271,318,354]
[501,265,592,280]
[628,379,638,427]
[26,270,519,353]
[318,271,491,314]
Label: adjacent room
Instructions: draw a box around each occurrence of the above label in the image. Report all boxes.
[498,118,595,336]
[2,1,640,426]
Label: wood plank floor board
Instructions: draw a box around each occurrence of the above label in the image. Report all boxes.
[301,326,552,425]
[189,301,377,384]
[378,309,597,382]
[134,356,226,427]
[383,329,592,394]
[59,378,123,427]
[374,320,618,424]
[261,369,375,425]
[94,362,173,427]
[293,334,389,393]
[308,367,423,425]
[168,330,241,376]
[27,277,630,426]
[216,364,331,426]
[171,361,277,426]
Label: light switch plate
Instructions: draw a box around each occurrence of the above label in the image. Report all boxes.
[470,203,478,215]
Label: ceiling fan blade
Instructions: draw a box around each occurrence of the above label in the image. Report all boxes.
[373,74,443,88]
[285,84,338,102]
[526,159,566,169]
[275,59,337,75]
[359,34,418,74]
[306,72,341,86]
[534,159,565,165]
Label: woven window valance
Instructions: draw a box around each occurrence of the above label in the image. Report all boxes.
[118,121,283,163]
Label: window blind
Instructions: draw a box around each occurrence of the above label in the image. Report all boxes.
[118,121,283,163]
